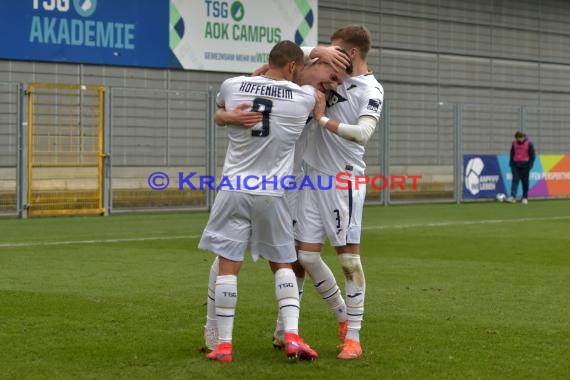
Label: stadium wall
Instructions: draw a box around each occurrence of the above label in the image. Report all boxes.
[1,0,570,213]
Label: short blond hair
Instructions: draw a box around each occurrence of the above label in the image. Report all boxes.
[330,25,372,59]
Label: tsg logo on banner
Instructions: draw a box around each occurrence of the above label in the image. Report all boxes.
[30,0,135,50]
[33,0,98,17]
[171,0,318,72]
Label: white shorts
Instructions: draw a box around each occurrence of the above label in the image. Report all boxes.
[295,166,365,246]
[198,190,296,263]
[284,188,300,226]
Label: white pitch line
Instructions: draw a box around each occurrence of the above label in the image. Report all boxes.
[1,215,569,249]
[0,235,201,248]
[362,215,570,230]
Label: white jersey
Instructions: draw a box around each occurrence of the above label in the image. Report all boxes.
[217,75,315,196]
[304,73,384,175]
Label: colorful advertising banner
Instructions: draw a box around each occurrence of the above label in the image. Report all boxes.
[170,0,318,72]
[0,0,171,68]
[463,154,570,199]
[0,0,318,71]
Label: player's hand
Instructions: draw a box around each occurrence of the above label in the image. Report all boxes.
[229,102,263,128]
[313,91,326,121]
[311,46,351,73]
[251,64,270,76]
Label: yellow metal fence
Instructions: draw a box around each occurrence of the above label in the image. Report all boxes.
[27,83,105,216]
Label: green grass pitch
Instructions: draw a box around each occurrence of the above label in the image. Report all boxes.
[1,200,569,379]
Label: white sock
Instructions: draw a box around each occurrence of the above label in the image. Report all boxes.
[205,257,219,329]
[275,274,304,335]
[214,275,237,343]
[297,274,305,302]
[298,250,347,322]
[275,268,300,334]
[340,254,365,342]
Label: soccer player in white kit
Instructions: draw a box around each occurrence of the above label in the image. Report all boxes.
[199,41,346,362]
[202,50,352,357]
[293,25,384,360]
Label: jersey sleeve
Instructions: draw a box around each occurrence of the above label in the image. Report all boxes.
[357,84,384,121]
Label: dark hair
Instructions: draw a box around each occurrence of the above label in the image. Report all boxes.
[515,131,525,138]
[330,25,372,59]
[268,40,304,68]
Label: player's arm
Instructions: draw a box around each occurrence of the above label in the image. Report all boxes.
[318,115,377,145]
[253,46,350,75]
[214,103,262,128]
[302,46,351,73]
[251,64,269,76]
[312,92,377,145]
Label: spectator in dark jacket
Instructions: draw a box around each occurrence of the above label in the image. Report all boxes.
[507,131,535,204]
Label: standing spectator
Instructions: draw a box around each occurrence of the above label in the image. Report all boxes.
[507,131,536,204]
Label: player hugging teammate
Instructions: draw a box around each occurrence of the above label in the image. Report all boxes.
[200,25,383,362]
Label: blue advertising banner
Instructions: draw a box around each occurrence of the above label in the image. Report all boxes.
[463,155,507,199]
[0,0,170,68]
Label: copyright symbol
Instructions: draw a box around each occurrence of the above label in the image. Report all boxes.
[148,172,169,190]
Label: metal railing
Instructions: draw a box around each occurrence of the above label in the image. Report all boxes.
[4,83,570,217]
